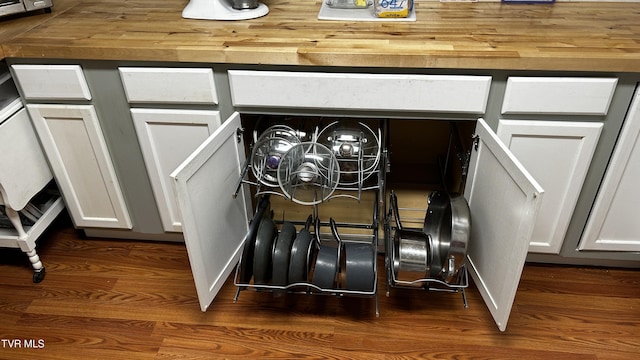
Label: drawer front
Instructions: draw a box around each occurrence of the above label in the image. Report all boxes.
[228,70,491,114]
[502,77,618,115]
[11,65,92,101]
[119,67,218,104]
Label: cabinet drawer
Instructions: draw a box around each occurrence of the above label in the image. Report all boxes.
[501,77,617,115]
[119,67,218,104]
[228,70,491,113]
[11,65,92,101]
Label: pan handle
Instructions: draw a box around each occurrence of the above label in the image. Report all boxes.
[329,217,343,273]
[389,190,403,230]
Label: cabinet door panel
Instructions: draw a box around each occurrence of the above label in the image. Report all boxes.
[132,109,222,232]
[171,112,251,311]
[501,77,617,115]
[12,64,92,101]
[119,67,218,104]
[465,119,544,332]
[580,89,640,251]
[497,120,602,253]
[26,104,132,229]
[229,70,491,113]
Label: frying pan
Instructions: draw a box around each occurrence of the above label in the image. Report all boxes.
[253,212,276,285]
[288,215,314,285]
[441,193,471,284]
[238,195,270,287]
[332,216,375,292]
[271,221,296,292]
[423,190,451,279]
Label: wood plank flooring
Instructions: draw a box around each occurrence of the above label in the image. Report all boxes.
[1,213,639,359]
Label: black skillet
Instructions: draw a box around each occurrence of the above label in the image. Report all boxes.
[238,195,270,287]
[253,210,277,285]
[288,215,314,285]
[271,220,297,292]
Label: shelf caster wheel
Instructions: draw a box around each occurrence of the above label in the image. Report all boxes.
[33,268,46,283]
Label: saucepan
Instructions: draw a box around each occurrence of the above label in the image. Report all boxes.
[330,218,376,293]
[390,191,431,287]
[311,217,340,290]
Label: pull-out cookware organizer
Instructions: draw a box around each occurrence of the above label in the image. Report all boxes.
[232,116,385,315]
[384,121,472,308]
[231,116,472,314]
[385,190,470,308]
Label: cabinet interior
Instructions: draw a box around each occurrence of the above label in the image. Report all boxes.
[239,114,475,233]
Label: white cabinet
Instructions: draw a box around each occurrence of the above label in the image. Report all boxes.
[580,88,640,251]
[119,66,223,233]
[131,108,222,232]
[26,104,132,229]
[497,120,602,253]
[171,110,544,332]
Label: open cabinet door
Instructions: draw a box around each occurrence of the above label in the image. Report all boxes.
[464,119,544,332]
[171,112,251,312]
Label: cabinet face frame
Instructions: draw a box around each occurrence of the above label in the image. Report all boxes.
[173,111,544,331]
[580,88,640,251]
[131,108,222,232]
[497,120,603,254]
[26,104,132,229]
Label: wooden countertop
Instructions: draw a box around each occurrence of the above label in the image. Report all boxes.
[1,0,640,72]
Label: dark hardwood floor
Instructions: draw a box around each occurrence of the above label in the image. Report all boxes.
[1,213,639,359]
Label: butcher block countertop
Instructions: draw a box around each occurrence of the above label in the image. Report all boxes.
[1,0,640,72]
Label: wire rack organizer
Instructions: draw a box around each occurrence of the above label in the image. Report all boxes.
[232,117,385,316]
[384,190,469,308]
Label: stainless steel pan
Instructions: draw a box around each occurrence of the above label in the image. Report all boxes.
[423,191,470,284]
[442,193,470,283]
[423,191,451,279]
[390,191,431,286]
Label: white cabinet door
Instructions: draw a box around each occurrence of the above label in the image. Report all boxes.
[465,119,545,332]
[579,89,640,251]
[497,120,602,253]
[26,104,132,229]
[132,109,222,232]
[171,112,251,311]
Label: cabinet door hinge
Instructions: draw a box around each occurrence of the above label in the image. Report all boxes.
[236,127,244,143]
[471,134,480,151]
